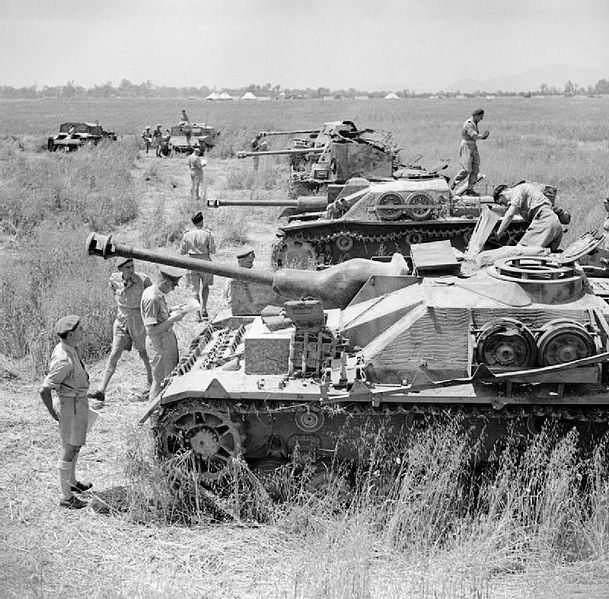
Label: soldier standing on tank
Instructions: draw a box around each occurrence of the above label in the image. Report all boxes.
[188,147,206,201]
[453,108,489,195]
[141,268,186,401]
[88,258,153,404]
[179,109,190,124]
[493,182,564,251]
[180,211,216,320]
[39,315,93,510]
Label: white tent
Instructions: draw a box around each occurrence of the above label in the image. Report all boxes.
[205,91,220,100]
[240,92,257,100]
[218,92,233,100]
[384,92,400,99]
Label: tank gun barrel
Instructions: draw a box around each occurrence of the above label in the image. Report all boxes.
[258,129,321,137]
[86,233,273,285]
[207,197,329,211]
[86,233,409,309]
[237,147,324,159]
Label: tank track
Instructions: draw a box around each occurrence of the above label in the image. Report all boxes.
[273,221,529,268]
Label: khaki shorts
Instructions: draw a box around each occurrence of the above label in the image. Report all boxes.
[146,330,179,386]
[112,313,147,353]
[58,395,89,447]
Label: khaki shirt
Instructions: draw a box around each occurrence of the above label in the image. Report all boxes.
[41,342,89,398]
[461,117,482,145]
[141,285,170,337]
[110,272,152,317]
[188,154,205,173]
[507,183,552,222]
[180,229,216,259]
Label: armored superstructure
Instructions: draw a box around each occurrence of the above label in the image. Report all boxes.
[87,233,609,486]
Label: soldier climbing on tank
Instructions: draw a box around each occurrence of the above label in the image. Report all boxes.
[452,108,489,196]
[493,182,564,251]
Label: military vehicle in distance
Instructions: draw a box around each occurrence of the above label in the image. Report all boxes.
[168,123,220,154]
[270,176,532,269]
[239,120,402,197]
[47,122,117,152]
[87,232,609,488]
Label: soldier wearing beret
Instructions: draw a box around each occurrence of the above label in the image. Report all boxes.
[88,257,153,403]
[180,211,216,320]
[39,315,93,510]
[140,267,186,400]
[453,108,489,196]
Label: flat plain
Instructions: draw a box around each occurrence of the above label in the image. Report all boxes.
[1,96,609,598]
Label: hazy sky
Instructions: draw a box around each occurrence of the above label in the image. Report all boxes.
[2,0,608,92]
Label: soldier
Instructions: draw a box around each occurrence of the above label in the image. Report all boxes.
[180,211,216,320]
[39,315,93,510]
[453,108,489,195]
[141,126,152,154]
[188,147,206,201]
[141,267,186,400]
[88,258,153,403]
[494,182,564,251]
[179,109,190,124]
[152,124,163,157]
[224,248,255,309]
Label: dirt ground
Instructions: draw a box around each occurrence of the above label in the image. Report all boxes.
[2,150,609,598]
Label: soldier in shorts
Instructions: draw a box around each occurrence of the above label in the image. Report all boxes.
[180,211,216,319]
[141,267,186,400]
[88,258,153,403]
[39,315,93,510]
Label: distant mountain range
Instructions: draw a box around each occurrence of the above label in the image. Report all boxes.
[446,64,606,93]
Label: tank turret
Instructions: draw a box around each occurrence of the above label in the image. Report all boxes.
[86,231,609,487]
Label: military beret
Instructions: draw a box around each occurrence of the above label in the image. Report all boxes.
[55,314,80,336]
[472,108,485,116]
[191,211,204,224]
[116,257,133,268]
[237,248,255,259]
[159,266,182,282]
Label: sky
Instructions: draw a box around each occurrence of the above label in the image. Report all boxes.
[1,0,608,92]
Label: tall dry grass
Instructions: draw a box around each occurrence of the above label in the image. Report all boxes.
[113,415,609,597]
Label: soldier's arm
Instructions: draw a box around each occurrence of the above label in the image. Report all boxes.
[39,386,59,422]
[496,205,519,237]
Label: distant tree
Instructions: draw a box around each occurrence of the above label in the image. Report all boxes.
[539,82,548,95]
[564,80,575,95]
[594,79,609,94]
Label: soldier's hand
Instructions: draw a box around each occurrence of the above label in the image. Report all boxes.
[50,410,60,422]
[482,130,490,139]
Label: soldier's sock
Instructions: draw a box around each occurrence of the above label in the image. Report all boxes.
[58,460,73,500]
[70,454,78,485]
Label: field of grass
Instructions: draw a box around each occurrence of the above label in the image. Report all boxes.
[1,97,609,598]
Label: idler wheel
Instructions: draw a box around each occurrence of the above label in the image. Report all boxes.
[476,318,537,368]
[537,319,595,366]
[375,192,404,221]
[405,231,423,245]
[404,192,435,221]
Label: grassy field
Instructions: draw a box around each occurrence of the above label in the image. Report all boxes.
[1,97,609,598]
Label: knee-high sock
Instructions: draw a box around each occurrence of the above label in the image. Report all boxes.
[70,453,79,485]
[58,460,73,500]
